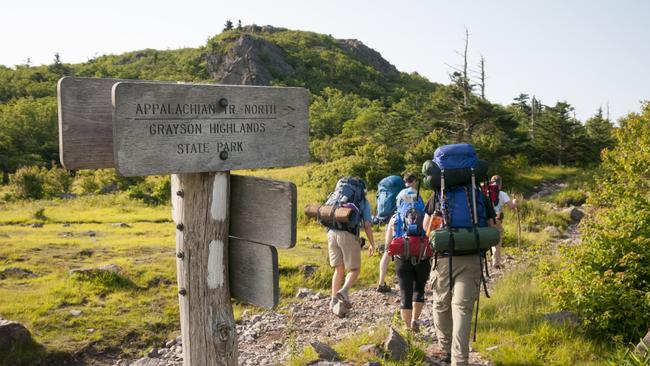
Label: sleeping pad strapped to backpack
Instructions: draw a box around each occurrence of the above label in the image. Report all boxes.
[427,144,500,252]
[319,177,366,235]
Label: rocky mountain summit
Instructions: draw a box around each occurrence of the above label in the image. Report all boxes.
[206,25,399,86]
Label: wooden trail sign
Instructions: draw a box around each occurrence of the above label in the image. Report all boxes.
[112,81,309,176]
[58,77,298,249]
[59,77,308,365]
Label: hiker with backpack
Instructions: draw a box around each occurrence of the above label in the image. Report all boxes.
[384,178,432,331]
[321,177,376,314]
[422,144,499,366]
[376,173,416,293]
[485,175,517,269]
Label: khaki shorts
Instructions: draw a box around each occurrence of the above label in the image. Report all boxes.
[328,230,361,269]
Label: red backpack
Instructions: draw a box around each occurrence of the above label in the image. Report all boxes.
[482,182,500,207]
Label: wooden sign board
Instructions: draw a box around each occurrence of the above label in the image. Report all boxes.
[58,78,297,249]
[112,81,310,176]
[58,77,121,169]
[229,238,278,309]
[230,175,296,249]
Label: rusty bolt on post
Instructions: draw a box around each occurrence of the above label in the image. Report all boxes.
[176,223,184,231]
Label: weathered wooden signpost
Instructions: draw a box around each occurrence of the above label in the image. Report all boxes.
[58,77,309,365]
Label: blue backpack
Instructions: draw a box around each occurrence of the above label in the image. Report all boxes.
[433,143,478,170]
[322,177,366,234]
[437,186,489,228]
[375,175,405,223]
[393,188,426,238]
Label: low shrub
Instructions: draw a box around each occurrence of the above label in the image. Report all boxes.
[9,166,46,199]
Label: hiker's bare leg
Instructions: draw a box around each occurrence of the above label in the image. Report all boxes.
[378,251,389,285]
[412,301,424,321]
[331,265,345,298]
[341,268,360,291]
[492,221,504,267]
[400,309,413,328]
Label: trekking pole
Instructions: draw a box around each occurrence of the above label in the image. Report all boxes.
[516,204,522,248]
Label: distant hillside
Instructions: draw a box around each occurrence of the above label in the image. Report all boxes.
[0,24,614,188]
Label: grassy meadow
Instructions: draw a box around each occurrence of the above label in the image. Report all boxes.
[0,163,618,365]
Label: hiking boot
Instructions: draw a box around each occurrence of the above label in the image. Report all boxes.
[428,344,451,363]
[376,283,391,293]
[336,288,352,308]
[410,320,420,333]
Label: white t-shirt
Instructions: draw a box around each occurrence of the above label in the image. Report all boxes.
[493,191,511,214]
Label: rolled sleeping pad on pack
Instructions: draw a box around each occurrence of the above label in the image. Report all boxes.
[421,159,489,190]
[304,204,354,224]
[430,226,500,252]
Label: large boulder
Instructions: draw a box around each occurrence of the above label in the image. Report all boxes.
[310,341,340,361]
[636,330,650,357]
[0,318,32,350]
[207,34,294,86]
[384,327,408,361]
[336,39,399,76]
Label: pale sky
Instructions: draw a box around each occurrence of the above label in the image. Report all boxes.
[2,0,648,122]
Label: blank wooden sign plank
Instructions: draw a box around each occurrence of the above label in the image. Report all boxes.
[57,77,121,169]
[229,238,279,309]
[230,175,296,249]
[112,81,310,176]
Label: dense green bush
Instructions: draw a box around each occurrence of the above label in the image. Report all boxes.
[9,166,46,199]
[546,102,650,343]
[127,175,171,205]
[71,169,143,195]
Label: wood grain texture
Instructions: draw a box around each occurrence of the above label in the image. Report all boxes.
[57,77,121,169]
[228,238,279,309]
[112,81,310,176]
[172,172,238,366]
[230,175,296,248]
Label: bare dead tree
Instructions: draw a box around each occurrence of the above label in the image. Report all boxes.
[477,55,486,100]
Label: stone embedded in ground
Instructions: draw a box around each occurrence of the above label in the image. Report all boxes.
[70,263,122,276]
[301,264,318,278]
[543,226,562,238]
[310,341,340,361]
[359,344,383,357]
[635,330,650,357]
[362,362,381,366]
[0,318,33,350]
[0,267,35,279]
[296,287,312,298]
[543,311,579,326]
[69,310,82,317]
[113,222,132,228]
[30,223,43,228]
[384,327,408,361]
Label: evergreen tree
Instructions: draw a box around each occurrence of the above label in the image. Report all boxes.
[223,20,233,31]
[237,19,242,30]
[585,107,615,161]
[535,101,576,165]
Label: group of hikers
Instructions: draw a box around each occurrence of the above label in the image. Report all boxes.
[314,143,518,366]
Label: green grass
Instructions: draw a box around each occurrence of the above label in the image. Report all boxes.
[0,164,607,365]
[475,266,611,366]
[0,165,389,363]
[511,165,579,195]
